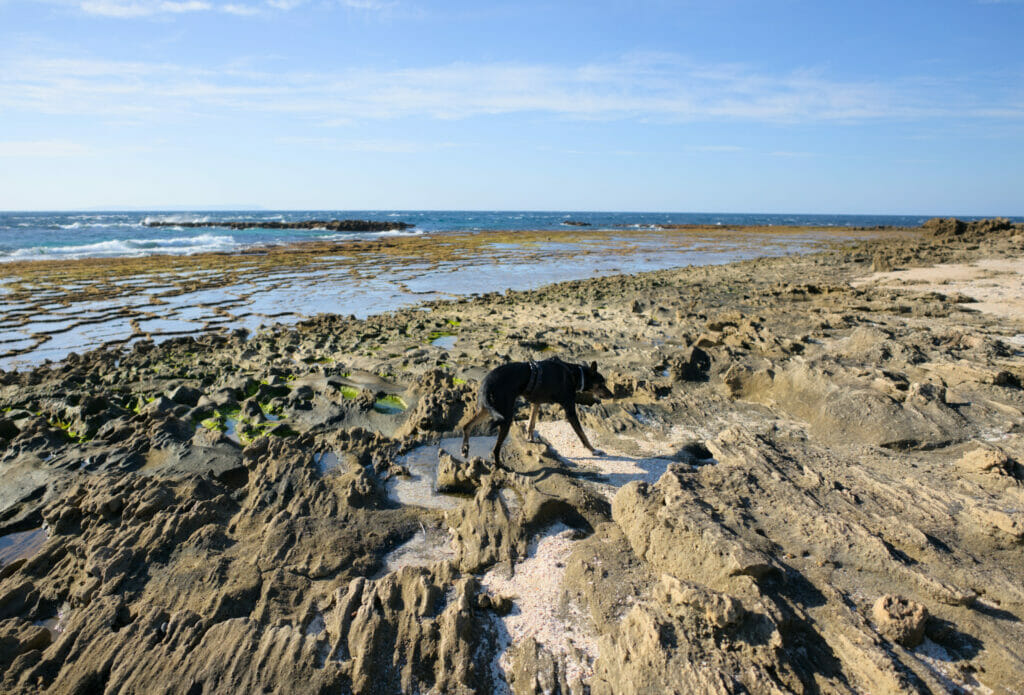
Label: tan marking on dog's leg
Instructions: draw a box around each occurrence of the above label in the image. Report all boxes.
[526,402,540,440]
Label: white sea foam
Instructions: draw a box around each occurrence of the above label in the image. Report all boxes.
[0,234,238,262]
[141,214,212,225]
[58,221,143,229]
[316,228,424,241]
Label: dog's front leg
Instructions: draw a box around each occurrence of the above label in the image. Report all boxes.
[563,403,604,456]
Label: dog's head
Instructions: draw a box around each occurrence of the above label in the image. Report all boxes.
[583,361,614,399]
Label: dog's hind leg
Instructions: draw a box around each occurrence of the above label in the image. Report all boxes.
[493,420,512,468]
[460,408,490,458]
[526,402,540,442]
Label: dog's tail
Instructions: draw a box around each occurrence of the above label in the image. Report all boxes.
[482,392,505,423]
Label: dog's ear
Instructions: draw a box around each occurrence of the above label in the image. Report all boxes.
[590,361,598,372]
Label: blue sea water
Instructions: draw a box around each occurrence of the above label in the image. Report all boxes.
[2,210,1010,262]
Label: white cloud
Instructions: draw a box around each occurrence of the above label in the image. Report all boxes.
[221,3,262,15]
[79,0,212,16]
[0,140,94,157]
[1,52,1019,126]
[338,0,396,9]
[69,0,396,16]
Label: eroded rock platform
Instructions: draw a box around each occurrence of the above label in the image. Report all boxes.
[2,218,1024,693]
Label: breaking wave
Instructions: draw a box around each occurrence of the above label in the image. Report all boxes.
[0,234,238,262]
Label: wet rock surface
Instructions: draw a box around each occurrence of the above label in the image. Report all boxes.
[1,218,1023,692]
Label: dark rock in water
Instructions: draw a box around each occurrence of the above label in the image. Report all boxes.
[561,220,592,227]
[143,219,413,232]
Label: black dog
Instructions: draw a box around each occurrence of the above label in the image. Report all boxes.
[461,357,613,467]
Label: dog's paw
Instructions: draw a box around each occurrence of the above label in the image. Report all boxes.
[590,448,606,457]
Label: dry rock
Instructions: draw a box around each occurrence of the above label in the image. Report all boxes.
[871,595,928,647]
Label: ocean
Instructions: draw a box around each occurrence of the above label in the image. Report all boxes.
[0,210,980,262]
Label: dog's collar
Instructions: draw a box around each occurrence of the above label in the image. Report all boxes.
[577,365,586,393]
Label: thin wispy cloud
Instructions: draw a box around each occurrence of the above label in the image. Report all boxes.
[1,51,1020,126]
[79,0,212,16]
[0,140,94,157]
[66,0,397,16]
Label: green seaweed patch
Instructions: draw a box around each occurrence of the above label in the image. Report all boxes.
[340,386,360,400]
[453,377,467,385]
[427,330,455,342]
[238,421,297,444]
[373,395,408,414]
[259,401,286,418]
[200,417,226,432]
[447,319,461,326]
[47,416,89,443]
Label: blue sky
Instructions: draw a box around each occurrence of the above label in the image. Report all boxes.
[0,0,1021,213]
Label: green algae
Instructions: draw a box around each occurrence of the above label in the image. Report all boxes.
[373,395,407,414]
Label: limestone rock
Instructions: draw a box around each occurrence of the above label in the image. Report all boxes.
[871,595,928,647]
[956,443,1015,475]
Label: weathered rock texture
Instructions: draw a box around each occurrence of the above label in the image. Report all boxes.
[1,218,1024,693]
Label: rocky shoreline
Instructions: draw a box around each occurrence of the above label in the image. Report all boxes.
[1,218,1023,693]
[143,219,414,232]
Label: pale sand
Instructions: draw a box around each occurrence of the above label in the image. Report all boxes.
[533,419,683,503]
[853,257,1024,323]
[481,524,598,689]
[477,421,686,688]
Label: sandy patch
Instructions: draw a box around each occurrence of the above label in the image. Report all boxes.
[854,257,1024,322]
[481,524,597,689]
[534,420,679,498]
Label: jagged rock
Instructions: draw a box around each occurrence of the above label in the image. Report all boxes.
[506,637,587,695]
[670,346,711,382]
[167,385,203,407]
[326,566,497,693]
[435,450,487,493]
[957,443,1015,475]
[612,467,777,586]
[872,595,928,647]
[448,477,526,573]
